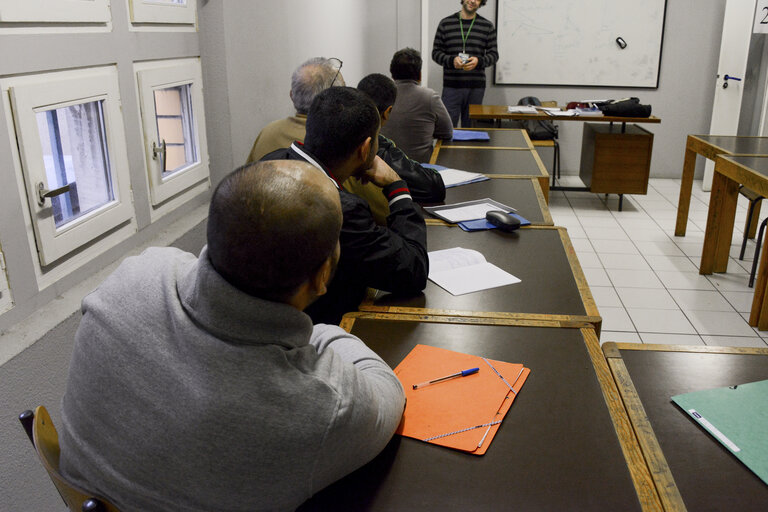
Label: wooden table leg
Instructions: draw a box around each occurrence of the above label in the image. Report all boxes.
[674,142,697,237]
[750,239,768,327]
[700,170,739,274]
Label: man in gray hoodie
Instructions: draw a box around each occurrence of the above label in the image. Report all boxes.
[58,160,406,511]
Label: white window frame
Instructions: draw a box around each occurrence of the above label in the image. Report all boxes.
[8,66,135,267]
[129,0,196,25]
[0,0,110,23]
[137,58,209,208]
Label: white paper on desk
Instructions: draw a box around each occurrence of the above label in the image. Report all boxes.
[433,200,509,223]
[437,168,488,187]
[507,105,538,114]
[428,247,520,295]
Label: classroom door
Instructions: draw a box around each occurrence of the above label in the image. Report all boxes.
[702,0,756,191]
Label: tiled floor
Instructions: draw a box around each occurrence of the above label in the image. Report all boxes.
[550,176,768,348]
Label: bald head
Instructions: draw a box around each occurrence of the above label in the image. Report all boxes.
[291,57,345,114]
[207,160,342,302]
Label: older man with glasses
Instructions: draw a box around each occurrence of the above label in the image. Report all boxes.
[246,56,344,163]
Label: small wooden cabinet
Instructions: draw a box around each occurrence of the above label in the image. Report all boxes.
[579,123,653,195]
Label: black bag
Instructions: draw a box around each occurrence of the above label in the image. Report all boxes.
[518,96,558,140]
[599,97,652,118]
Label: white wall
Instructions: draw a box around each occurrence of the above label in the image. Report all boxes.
[425,0,728,179]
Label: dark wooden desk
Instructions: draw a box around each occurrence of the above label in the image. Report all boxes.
[360,225,600,332]
[439,127,531,149]
[675,135,768,237]
[603,342,768,511]
[419,177,553,227]
[299,315,659,511]
[432,146,549,201]
[469,104,662,125]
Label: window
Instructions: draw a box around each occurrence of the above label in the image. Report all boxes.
[7,66,134,267]
[137,58,209,206]
[0,0,110,23]
[129,0,196,25]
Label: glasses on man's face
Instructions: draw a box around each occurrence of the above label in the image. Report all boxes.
[329,57,343,87]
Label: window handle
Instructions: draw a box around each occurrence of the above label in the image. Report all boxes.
[37,182,71,206]
[152,139,167,172]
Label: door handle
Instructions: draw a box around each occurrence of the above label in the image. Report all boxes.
[723,74,742,88]
[152,139,167,172]
[37,182,71,206]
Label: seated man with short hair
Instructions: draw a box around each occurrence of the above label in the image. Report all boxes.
[246,57,344,163]
[382,47,454,163]
[262,87,429,325]
[352,73,446,220]
[59,161,406,511]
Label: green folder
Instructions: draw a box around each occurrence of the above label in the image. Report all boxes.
[672,379,768,485]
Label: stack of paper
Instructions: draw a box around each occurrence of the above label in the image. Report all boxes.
[575,107,604,117]
[421,164,489,188]
[428,247,520,295]
[424,198,516,223]
[507,105,538,114]
[395,344,530,455]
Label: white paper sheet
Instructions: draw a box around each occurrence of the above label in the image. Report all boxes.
[434,201,508,223]
[428,248,521,295]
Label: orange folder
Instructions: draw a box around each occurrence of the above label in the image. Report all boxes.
[393,344,530,455]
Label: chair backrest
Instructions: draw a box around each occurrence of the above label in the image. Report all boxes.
[517,96,558,140]
[19,406,120,512]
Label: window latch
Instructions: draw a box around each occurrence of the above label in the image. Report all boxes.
[37,182,71,206]
[152,139,167,172]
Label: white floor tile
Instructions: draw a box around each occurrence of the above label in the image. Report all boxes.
[667,289,735,312]
[707,273,752,291]
[583,227,630,241]
[700,336,767,348]
[590,239,639,254]
[599,331,642,343]
[655,271,716,290]
[616,288,678,309]
[639,333,705,345]
[627,309,697,334]
[721,291,755,314]
[606,268,664,288]
[686,310,757,336]
[634,240,685,256]
[626,229,671,242]
[573,252,602,269]
[599,306,636,332]
[582,267,612,287]
[643,255,698,272]
[569,238,595,253]
[598,253,651,271]
[590,286,623,308]
[674,242,704,258]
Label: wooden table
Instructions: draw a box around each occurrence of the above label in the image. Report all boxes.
[698,156,768,328]
[675,135,768,237]
[298,315,660,511]
[469,104,662,126]
[432,145,549,202]
[602,342,768,511]
[419,177,553,227]
[439,127,531,148]
[469,105,659,207]
[360,224,601,333]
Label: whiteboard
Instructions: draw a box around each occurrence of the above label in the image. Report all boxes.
[495,0,667,88]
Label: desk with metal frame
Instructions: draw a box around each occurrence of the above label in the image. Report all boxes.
[675,135,768,237]
[360,224,601,333]
[298,314,660,511]
[602,342,768,511]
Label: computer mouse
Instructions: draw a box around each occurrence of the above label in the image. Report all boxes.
[486,210,521,232]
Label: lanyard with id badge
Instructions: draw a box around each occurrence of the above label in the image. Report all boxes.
[458,13,476,64]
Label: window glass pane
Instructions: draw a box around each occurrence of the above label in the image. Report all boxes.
[154,84,197,176]
[35,101,115,229]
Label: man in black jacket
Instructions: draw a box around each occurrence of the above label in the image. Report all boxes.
[356,73,446,209]
[262,87,428,325]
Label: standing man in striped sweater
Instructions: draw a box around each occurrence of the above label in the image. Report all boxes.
[432,0,498,127]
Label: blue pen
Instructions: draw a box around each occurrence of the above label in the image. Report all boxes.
[413,368,479,389]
